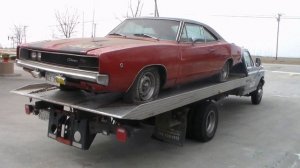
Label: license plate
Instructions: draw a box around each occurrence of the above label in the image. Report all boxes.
[45,72,65,86]
[38,109,50,120]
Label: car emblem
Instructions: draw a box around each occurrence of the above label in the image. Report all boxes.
[67,58,78,63]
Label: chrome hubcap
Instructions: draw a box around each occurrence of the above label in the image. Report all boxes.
[206,110,216,134]
[138,72,155,101]
[222,63,229,79]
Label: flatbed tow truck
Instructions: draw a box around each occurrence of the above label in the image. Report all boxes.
[12,50,265,150]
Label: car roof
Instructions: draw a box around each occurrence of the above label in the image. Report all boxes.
[126,17,225,41]
[127,17,204,24]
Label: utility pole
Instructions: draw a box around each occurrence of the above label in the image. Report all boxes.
[82,12,85,37]
[93,23,96,37]
[275,13,282,60]
[8,36,15,48]
[154,0,159,17]
[23,26,28,43]
[91,1,95,38]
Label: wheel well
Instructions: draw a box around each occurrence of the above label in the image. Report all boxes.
[126,65,167,93]
[154,65,167,88]
[260,77,265,86]
[227,59,233,68]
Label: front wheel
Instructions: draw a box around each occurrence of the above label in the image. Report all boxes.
[124,67,160,103]
[251,82,263,105]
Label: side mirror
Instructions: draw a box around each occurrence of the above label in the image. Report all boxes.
[255,58,261,67]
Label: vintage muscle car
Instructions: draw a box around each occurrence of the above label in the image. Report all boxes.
[17,17,242,103]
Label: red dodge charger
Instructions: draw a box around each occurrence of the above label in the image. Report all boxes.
[17,17,242,103]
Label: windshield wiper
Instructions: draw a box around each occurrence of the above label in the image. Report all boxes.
[133,33,159,40]
[108,33,126,37]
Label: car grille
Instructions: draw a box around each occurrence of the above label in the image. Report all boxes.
[19,48,99,71]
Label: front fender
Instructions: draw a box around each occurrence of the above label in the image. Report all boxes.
[97,45,180,92]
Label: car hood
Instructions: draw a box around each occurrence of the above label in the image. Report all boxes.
[21,37,157,55]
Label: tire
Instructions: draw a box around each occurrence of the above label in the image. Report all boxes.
[191,101,218,142]
[124,67,160,103]
[186,109,194,139]
[251,82,263,105]
[216,61,230,82]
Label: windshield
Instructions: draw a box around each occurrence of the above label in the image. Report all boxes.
[109,19,180,41]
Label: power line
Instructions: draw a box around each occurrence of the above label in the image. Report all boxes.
[213,14,300,19]
[214,13,300,60]
[213,14,274,19]
[282,17,300,19]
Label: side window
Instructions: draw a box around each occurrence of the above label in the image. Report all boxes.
[180,23,204,42]
[243,51,254,68]
[180,26,188,41]
[203,28,217,42]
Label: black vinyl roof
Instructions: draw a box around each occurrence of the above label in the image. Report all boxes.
[126,17,225,41]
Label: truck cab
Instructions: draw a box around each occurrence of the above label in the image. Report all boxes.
[239,49,264,104]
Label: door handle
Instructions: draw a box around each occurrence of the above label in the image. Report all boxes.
[209,49,215,52]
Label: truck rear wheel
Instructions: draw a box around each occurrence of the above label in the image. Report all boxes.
[190,101,218,142]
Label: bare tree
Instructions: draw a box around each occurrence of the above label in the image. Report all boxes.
[127,0,143,18]
[55,9,79,38]
[13,25,24,46]
[115,0,159,22]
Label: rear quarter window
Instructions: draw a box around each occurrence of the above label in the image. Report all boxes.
[203,28,217,42]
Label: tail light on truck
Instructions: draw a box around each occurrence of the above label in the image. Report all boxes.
[25,104,34,115]
[116,127,128,143]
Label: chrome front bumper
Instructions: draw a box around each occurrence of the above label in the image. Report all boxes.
[16,59,109,86]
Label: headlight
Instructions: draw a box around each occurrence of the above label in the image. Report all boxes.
[30,51,42,61]
[31,51,37,60]
[37,52,42,61]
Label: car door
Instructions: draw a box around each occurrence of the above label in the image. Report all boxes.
[202,27,228,71]
[177,23,217,84]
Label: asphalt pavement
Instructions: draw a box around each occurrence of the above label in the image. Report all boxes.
[0,63,300,168]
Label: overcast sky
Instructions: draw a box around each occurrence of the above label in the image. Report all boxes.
[1,0,300,57]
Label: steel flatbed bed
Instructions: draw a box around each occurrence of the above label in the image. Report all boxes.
[12,76,249,120]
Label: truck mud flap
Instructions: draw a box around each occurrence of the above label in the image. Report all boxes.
[48,111,96,150]
[153,108,188,146]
